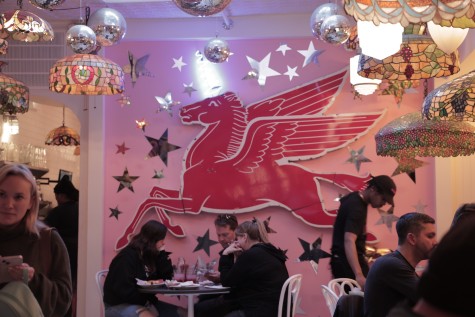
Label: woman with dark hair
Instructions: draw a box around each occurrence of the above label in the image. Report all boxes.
[103,220,180,317]
[219,218,289,317]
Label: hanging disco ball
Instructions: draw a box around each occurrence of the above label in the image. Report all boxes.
[172,0,232,17]
[29,0,65,10]
[87,8,127,47]
[310,3,339,40]
[320,15,351,45]
[66,25,97,54]
[204,38,231,63]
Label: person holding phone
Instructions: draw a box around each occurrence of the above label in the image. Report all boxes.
[0,163,72,317]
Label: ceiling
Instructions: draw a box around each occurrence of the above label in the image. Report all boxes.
[1,0,325,22]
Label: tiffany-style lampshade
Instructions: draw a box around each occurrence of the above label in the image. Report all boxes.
[49,54,124,95]
[45,106,80,146]
[0,9,54,42]
[375,112,475,158]
[422,70,475,122]
[0,61,29,115]
[357,24,460,82]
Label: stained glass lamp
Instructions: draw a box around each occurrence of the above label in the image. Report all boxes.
[0,10,54,42]
[45,106,80,146]
[0,61,29,115]
[422,70,475,121]
[49,54,124,95]
[375,112,475,158]
[427,21,469,54]
[350,54,381,95]
[357,24,460,82]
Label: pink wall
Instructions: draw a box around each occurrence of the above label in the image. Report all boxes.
[103,37,435,316]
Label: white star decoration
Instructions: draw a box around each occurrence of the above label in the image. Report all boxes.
[346,146,372,172]
[155,92,180,116]
[172,56,187,71]
[298,41,325,67]
[284,66,299,81]
[412,200,428,213]
[376,207,399,232]
[245,53,281,87]
[276,43,291,56]
[183,82,197,97]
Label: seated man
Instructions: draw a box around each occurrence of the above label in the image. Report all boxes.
[364,212,437,317]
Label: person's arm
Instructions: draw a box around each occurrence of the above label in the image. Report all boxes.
[344,231,366,289]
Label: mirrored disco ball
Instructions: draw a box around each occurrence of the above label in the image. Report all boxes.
[29,0,65,10]
[320,15,351,45]
[173,0,232,17]
[87,8,127,46]
[66,25,97,54]
[204,38,231,63]
[310,3,339,40]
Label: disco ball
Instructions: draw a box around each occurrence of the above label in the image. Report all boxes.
[310,3,340,40]
[320,15,351,45]
[204,38,231,63]
[66,25,97,54]
[173,0,232,17]
[87,8,126,47]
[29,0,65,10]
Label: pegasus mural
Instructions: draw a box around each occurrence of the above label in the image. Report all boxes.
[115,68,384,249]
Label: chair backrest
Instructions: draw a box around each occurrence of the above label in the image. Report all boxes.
[328,278,362,298]
[95,269,108,315]
[321,284,339,316]
[278,274,303,317]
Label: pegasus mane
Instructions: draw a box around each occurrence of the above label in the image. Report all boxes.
[222,93,247,158]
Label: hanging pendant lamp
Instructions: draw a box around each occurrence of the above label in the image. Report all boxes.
[45,106,80,146]
[0,61,29,115]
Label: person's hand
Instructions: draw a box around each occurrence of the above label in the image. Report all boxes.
[204,271,220,283]
[8,263,34,282]
[355,273,366,291]
[223,241,242,255]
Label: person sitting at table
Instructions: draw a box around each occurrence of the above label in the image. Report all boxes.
[364,212,437,317]
[387,216,475,317]
[220,218,289,317]
[103,220,181,317]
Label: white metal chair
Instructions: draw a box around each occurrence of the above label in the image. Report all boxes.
[278,274,303,317]
[327,278,362,298]
[321,284,339,316]
[95,269,108,315]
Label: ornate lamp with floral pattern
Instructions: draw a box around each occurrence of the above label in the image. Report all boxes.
[49,54,124,95]
[0,61,29,115]
[45,106,80,146]
[0,8,54,42]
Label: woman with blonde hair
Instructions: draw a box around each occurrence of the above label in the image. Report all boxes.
[0,163,72,317]
[220,218,289,317]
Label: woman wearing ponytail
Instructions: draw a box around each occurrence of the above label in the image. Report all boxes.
[219,218,289,317]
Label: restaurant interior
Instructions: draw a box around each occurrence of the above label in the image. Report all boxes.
[1,0,475,316]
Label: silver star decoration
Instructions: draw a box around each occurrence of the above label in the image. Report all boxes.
[376,206,399,232]
[298,41,325,67]
[346,146,372,172]
[244,53,280,87]
[153,169,165,180]
[412,200,428,214]
[284,65,299,81]
[117,94,131,107]
[155,92,180,117]
[172,56,187,71]
[276,43,291,56]
[183,82,197,97]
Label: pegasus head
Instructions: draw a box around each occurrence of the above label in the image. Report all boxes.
[179,92,243,125]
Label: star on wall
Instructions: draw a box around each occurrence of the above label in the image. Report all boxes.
[155,92,180,116]
[298,41,325,67]
[135,119,147,131]
[375,207,399,232]
[153,169,165,180]
[392,157,427,183]
[172,56,187,71]
[245,53,281,86]
[284,65,299,81]
[297,236,331,263]
[109,206,123,220]
[346,146,372,172]
[193,229,219,256]
[276,43,291,56]
[146,130,181,166]
[113,167,139,192]
[117,94,131,107]
[183,82,197,97]
[412,200,428,213]
[115,142,130,155]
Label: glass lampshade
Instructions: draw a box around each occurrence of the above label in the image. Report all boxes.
[357,21,403,60]
[45,125,80,146]
[427,21,469,54]
[0,62,29,115]
[49,54,124,95]
[0,10,54,42]
[350,55,381,95]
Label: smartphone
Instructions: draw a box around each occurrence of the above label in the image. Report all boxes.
[0,255,23,284]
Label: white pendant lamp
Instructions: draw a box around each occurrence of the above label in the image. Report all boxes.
[427,21,469,55]
[350,55,381,95]
[358,21,404,60]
